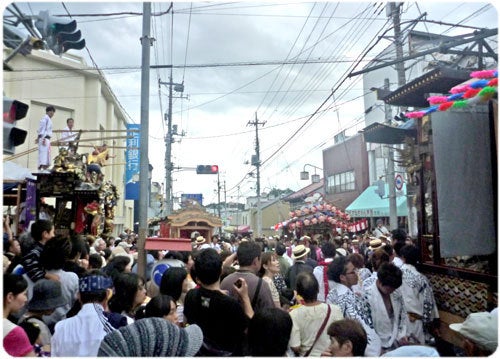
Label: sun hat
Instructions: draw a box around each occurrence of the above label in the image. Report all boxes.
[195,236,206,245]
[98,317,203,356]
[449,311,498,352]
[292,244,310,259]
[27,279,66,311]
[369,238,384,250]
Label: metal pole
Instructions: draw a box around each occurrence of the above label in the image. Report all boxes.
[384,78,397,231]
[165,69,174,215]
[217,172,221,235]
[255,113,262,237]
[137,2,151,279]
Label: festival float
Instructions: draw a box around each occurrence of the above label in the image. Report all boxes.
[276,194,368,239]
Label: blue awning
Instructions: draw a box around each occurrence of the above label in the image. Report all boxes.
[345,184,408,218]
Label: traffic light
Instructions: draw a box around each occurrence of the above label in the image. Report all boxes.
[35,10,86,55]
[3,97,29,154]
[196,165,219,174]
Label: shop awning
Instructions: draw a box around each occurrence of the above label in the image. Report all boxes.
[345,184,408,218]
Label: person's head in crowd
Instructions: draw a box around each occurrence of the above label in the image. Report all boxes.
[295,271,319,303]
[449,309,498,356]
[376,262,403,295]
[159,267,188,302]
[348,253,366,270]
[248,308,293,356]
[399,244,419,266]
[390,228,407,243]
[40,235,72,270]
[6,238,21,256]
[30,219,55,244]
[3,273,28,317]
[258,251,280,278]
[103,255,132,281]
[321,241,337,259]
[26,278,66,315]
[102,247,112,260]
[78,270,114,305]
[108,272,146,317]
[135,294,178,324]
[236,241,262,271]
[392,239,406,258]
[275,242,286,257]
[327,318,367,356]
[381,243,394,260]
[328,256,358,289]
[88,253,104,270]
[370,249,390,272]
[192,248,221,286]
[68,235,89,263]
[98,317,203,356]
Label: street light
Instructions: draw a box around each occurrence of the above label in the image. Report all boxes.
[300,164,323,183]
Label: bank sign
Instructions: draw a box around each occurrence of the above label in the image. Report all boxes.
[125,124,140,200]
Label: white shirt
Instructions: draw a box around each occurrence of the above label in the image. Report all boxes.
[51,303,115,357]
[313,258,334,302]
[61,126,77,144]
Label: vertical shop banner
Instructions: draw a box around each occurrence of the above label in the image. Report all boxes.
[125,124,140,200]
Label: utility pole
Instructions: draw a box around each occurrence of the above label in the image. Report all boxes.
[384,77,397,231]
[247,113,266,237]
[390,2,406,231]
[217,171,221,234]
[159,73,186,216]
[137,2,152,279]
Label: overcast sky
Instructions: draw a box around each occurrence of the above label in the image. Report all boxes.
[6,1,498,206]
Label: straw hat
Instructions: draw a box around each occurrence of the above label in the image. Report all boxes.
[292,244,310,259]
[195,236,206,245]
[369,238,384,250]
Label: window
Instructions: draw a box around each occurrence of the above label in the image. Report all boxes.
[327,170,355,194]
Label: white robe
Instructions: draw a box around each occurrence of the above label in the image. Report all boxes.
[360,281,408,349]
[37,114,53,167]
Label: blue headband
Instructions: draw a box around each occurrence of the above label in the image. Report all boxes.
[79,275,113,293]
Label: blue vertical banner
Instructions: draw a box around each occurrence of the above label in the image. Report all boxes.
[125,124,140,200]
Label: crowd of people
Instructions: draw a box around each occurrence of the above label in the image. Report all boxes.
[3,217,498,357]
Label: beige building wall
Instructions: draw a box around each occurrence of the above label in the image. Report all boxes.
[3,48,134,233]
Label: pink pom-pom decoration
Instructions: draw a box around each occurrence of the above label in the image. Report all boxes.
[470,69,497,79]
[450,84,470,94]
[427,96,449,104]
[405,111,425,118]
